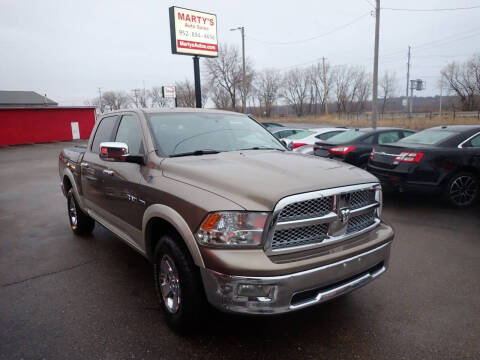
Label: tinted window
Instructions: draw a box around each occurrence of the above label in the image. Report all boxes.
[315,130,343,140]
[147,113,284,156]
[402,130,415,138]
[378,131,401,144]
[115,115,144,155]
[91,116,117,153]
[469,134,480,147]
[275,130,297,138]
[362,135,375,144]
[286,130,315,140]
[398,130,457,145]
[327,130,367,143]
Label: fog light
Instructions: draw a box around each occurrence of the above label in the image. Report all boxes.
[237,284,276,299]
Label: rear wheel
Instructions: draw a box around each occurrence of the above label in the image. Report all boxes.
[444,172,479,208]
[67,189,95,235]
[153,233,207,332]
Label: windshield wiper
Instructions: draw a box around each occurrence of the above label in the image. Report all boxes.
[170,149,221,158]
[239,147,285,151]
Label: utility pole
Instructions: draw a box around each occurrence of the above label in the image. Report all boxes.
[322,57,329,115]
[97,87,103,113]
[231,26,246,113]
[439,86,443,120]
[371,0,380,129]
[406,45,411,118]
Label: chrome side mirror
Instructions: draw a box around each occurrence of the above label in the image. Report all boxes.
[99,142,128,162]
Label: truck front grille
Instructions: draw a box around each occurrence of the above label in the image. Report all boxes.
[267,184,381,254]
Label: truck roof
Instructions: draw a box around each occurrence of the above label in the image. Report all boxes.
[100,107,241,117]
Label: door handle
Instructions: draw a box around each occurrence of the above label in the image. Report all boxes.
[103,169,114,176]
[81,162,89,168]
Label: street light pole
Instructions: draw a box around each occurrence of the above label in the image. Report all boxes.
[371,0,380,129]
[231,26,246,113]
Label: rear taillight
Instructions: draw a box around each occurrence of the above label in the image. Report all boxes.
[328,146,356,155]
[394,151,424,163]
[370,147,375,160]
[293,142,307,149]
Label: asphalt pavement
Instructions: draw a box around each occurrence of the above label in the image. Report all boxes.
[1,141,479,360]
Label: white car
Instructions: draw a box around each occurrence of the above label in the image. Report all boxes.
[286,128,348,150]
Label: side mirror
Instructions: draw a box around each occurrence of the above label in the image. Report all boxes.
[281,140,294,151]
[99,142,144,165]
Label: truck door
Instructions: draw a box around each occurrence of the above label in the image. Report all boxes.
[101,113,146,239]
[80,115,118,213]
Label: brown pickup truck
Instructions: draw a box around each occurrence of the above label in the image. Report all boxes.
[59,108,394,330]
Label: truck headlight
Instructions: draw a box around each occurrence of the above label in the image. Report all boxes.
[195,212,268,247]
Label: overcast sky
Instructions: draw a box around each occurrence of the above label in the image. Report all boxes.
[1,0,479,105]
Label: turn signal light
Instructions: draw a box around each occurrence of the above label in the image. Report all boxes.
[394,151,424,163]
[328,146,356,155]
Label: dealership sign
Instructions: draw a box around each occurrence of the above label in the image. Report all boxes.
[162,86,176,99]
[169,6,218,57]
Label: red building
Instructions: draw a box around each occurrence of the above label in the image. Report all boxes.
[0,91,96,146]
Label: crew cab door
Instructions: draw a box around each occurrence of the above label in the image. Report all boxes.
[100,113,146,239]
[81,115,118,212]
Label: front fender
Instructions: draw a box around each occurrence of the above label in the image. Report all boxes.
[142,204,205,268]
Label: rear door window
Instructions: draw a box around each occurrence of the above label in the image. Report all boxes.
[362,135,375,144]
[115,114,144,155]
[469,134,480,147]
[315,130,343,140]
[378,131,402,144]
[91,116,118,153]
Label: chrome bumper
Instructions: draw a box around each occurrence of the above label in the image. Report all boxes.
[200,242,391,314]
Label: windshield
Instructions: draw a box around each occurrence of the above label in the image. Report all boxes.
[147,112,285,156]
[398,130,456,145]
[285,130,315,140]
[325,130,367,143]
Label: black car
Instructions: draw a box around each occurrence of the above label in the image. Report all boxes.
[368,125,480,207]
[313,127,415,169]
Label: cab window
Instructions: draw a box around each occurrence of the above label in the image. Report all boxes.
[91,116,117,153]
[115,115,144,155]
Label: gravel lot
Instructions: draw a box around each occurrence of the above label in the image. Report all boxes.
[1,141,479,360]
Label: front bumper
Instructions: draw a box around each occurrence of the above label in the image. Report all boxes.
[200,241,391,314]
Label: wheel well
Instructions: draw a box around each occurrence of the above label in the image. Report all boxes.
[63,176,72,192]
[441,166,479,187]
[145,217,184,262]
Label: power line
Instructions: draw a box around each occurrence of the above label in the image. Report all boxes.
[246,12,370,45]
[382,5,480,12]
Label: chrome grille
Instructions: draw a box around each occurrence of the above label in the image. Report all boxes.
[272,223,329,250]
[278,196,333,221]
[266,183,381,254]
[346,210,376,234]
[350,190,375,210]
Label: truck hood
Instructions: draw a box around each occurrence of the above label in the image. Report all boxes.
[162,150,378,211]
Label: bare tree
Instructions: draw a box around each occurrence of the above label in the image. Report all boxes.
[379,71,397,114]
[309,62,332,114]
[102,91,130,110]
[175,80,196,107]
[210,86,232,109]
[149,87,168,108]
[255,68,282,117]
[282,68,310,117]
[441,54,480,111]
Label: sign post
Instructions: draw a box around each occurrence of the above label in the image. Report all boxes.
[169,6,218,108]
[162,86,177,107]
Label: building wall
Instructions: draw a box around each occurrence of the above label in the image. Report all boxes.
[0,107,96,146]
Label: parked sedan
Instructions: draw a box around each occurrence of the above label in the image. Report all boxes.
[314,127,415,169]
[261,122,285,129]
[269,127,305,140]
[286,127,348,149]
[368,125,480,207]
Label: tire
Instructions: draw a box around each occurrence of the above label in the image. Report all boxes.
[153,233,207,332]
[443,172,479,208]
[67,189,95,235]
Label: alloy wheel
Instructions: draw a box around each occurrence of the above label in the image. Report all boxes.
[450,175,477,206]
[68,195,78,226]
[159,255,181,314]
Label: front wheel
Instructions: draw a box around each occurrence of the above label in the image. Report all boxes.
[67,189,95,235]
[153,234,207,332]
[444,172,479,208]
